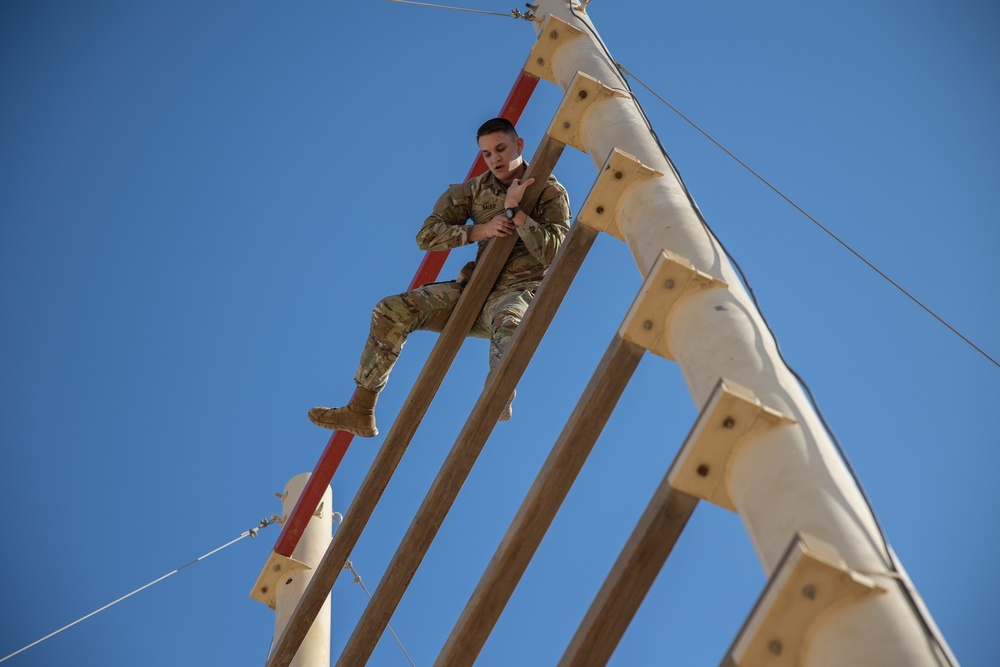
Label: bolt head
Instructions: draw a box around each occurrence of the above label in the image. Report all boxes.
[536,57,545,66]
[614,171,623,179]
[768,640,783,655]
[563,121,571,129]
[664,279,675,289]
[578,89,588,99]
[550,30,559,39]
[696,464,710,477]
[642,320,653,330]
[802,584,817,599]
[595,206,604,214]
[723,417,735,428]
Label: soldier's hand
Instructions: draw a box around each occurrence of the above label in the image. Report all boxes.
[505,177,535,208]
[485,214,516,237]
[471,215,516,241]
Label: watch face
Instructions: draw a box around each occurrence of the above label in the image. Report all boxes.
[505,208,516,219]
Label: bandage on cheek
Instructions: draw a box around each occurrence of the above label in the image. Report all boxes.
[507,155,524,172]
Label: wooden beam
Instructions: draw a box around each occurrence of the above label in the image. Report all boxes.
[334,171,599,666]
[557,484,699,667]
[266,135,567,667]
[435,333,646,667]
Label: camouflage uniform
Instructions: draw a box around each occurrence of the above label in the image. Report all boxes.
[355,168,571,392]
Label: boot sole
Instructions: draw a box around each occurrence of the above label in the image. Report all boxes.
[307,410,378,437]
[311,420,378,438]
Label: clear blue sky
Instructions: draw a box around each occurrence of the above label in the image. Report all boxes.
[2,1,997,665]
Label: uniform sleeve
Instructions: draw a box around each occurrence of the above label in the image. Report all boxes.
[415,182,473,251]
[515,180,572,265]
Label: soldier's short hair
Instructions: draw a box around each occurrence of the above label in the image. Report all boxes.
[476,117,518,141]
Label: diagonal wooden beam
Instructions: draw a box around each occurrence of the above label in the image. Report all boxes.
[334,160,601,666]
[434,333,646,667]
[267,215,516,667]
[266,135,567,667]
[557,482,699,667]
[261,68,540,572]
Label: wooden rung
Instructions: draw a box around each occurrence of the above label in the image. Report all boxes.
[668,378,795,512]
[578,148,662,241]
[558,484,699,667]
[434,333,646,667]
[618,249,727,361]
[524,14,588,84]
[547,71,629,153]
[723,532,886,667]
[436,240,734,664]
[333,219,597,667]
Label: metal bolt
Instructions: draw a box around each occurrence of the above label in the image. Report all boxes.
[642,320,653,330]
[563,121,571,129]
[578,89,588,100]
[595,206,604,214]
[614,171,623,179]
[664,279,675,289]
[723,417,735,428]
[261,586,269,595]
[768,640,783,655]
[802,584,816,600]
[285,578,294,586]
[550,30,559,39]
[536,57,545,66]
[696,464,710,477]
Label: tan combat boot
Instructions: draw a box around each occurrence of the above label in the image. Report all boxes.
[308,386,379,437]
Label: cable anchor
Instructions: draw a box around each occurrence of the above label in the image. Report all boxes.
[511,5,538,21]
[249,515,279,538]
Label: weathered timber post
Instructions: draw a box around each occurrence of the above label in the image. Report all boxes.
[530,2,954,665]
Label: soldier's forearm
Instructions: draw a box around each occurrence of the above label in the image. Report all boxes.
[467,224,485,243]
[416,220,471,250]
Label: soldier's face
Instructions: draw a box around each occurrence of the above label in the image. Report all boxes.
[478,131,525,185]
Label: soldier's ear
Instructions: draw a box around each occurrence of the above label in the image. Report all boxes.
[515,136,525,154]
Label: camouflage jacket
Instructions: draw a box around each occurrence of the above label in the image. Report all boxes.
[415,168,572,294]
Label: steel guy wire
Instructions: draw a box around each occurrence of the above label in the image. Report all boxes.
[618,62,997,371]
[344,560,417,666]
[386,0,537,21]
[0,516,280,664]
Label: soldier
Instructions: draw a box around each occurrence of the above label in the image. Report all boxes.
[308,117,571,437]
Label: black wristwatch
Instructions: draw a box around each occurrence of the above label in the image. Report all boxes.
[504,206,520,219]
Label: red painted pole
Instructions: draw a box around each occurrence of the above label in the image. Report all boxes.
[271,69,540,559]
[274,430,352,556]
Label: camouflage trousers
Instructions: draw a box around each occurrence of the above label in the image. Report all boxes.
[354,281,533,393]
